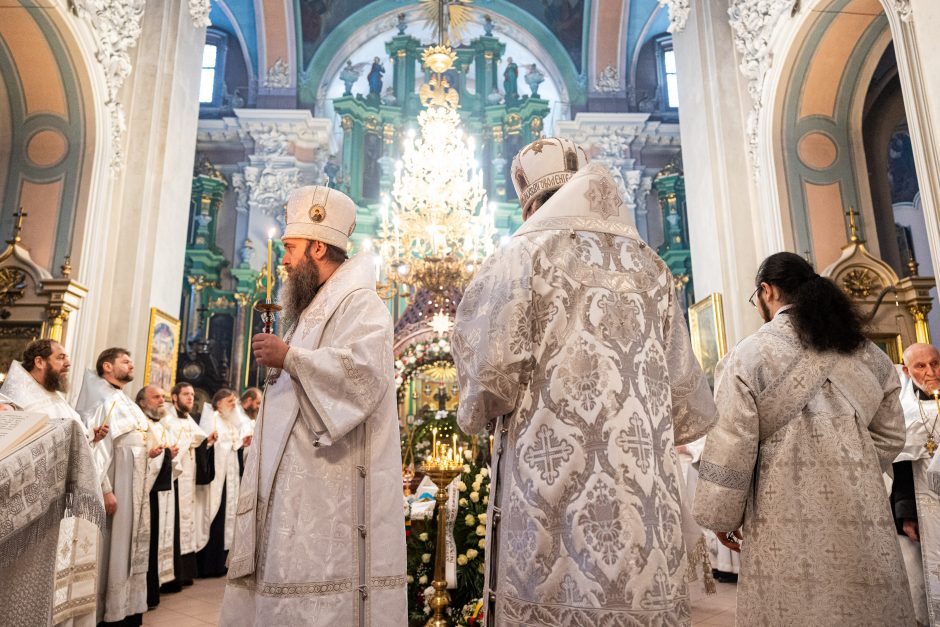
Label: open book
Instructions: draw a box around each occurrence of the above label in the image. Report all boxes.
[0,411,50,460]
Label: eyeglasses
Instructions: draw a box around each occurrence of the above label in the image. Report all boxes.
[748,285,761,308]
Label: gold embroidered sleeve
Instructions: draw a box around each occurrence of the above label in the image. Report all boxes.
[663,292,717,445]
[453,245,534,434]
[692,347,758,532]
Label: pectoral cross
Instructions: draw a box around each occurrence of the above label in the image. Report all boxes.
[927,435,937,457]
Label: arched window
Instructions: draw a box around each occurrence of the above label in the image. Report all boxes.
[199,28,228,111]
[656,36,679,110]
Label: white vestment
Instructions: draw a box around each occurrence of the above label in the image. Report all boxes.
[453,164,718,626]
[897,379,940,625]
[0,361,103,626]
[193,404,242,552]
[680,437,739,575]
[75,372,164,622]
[148,418,181,584]
[222,252,407,626]
[161,407,207,557]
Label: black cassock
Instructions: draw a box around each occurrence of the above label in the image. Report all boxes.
[146,450,173,609]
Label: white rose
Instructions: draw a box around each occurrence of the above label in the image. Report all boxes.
[470,492,479,503]
[463,449,473,460]
[463,464,471,473]
[458,481,467,492]
[407,575,414,584]
[483,495,489,505]
[421,553,431,563]
[478,513,487,524]
[465,514,476,526]
[478,538,486,549]
[478,563,485,573]
[466,548,478,559]
[419,575,427,585]
[419,532,429,542]
[472,482,482,492]
[480,468,489,477]
[476,524,486,536]
[457,554,468,566]
[459,498,468,507]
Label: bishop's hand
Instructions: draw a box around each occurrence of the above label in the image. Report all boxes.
[104,492,117,516]
[92,424,109,443]
[148,446,164,459]
[252,333,289,369]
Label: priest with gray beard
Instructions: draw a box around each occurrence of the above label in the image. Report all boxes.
[222,185,406,626]
[136,385,177,610]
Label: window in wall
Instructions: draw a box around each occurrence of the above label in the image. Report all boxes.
[200,44,218,103]
[199,28,229,114]
[663,48,679,108]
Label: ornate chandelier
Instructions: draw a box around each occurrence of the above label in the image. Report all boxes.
[373,43,495,305]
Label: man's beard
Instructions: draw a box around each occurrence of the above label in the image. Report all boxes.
[243,405,258,420]
[116,370,133,383]
[757,293,772,323]
[175,400,193,417]
[219,406,237,422]
[145,405,167,421]
[42,367,69,394]
[280,256,320,330]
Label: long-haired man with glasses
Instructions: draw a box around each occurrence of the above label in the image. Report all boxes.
[693,251,914,624]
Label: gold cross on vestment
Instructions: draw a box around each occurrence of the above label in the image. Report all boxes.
[523,139,550,155]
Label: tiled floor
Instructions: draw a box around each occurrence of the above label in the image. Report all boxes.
[144,576,737,626]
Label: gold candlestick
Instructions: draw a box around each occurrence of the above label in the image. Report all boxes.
[254,301,283,335]
[422,455,464,627]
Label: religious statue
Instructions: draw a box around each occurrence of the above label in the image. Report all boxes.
[339,60,367,96]
[525,63,545,97]
[397,12,407,35]
[503,57,519,104]
[368,57,385,97]
[486,86,502,105]
[238,238,255,267]
[323,154,341,189]
[483,14,494,36]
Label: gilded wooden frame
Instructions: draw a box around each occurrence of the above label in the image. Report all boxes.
[143,308,181,392]
[688,293,728,387]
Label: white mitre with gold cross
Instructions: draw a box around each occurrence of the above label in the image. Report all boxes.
[284,185,357,252]
[510,136,589,214]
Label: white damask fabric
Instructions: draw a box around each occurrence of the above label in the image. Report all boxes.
[0,361,102,625]
[222,253,406,626]
[453,213,716,625]
[693,315,914,625]
[161,407,207,556]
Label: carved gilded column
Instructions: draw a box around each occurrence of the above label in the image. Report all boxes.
[910,303,932,344]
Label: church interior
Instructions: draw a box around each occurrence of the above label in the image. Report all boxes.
[2,0,940,625]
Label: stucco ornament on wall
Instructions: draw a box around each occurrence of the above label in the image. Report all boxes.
[659,0,692,33]
[727,0,797,176]
[68,0,147,171]
[189,0,211,28]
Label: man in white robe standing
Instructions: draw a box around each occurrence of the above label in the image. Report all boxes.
[0,339,106,626]
[893,342,940,624]
[222,185,407,626]
[453,143,717,626]
[76,348,167,626]
[194,389,244,577]
[160,382,212,590]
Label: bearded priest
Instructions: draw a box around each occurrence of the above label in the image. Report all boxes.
[76,348,167,626]
[0,340,105,626]
[222,186,407,626]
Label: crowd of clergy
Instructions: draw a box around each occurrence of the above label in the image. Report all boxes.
[10,134,940,627]
[0,341,262,626]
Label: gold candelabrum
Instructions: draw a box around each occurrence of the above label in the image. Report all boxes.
[421,441,464,627]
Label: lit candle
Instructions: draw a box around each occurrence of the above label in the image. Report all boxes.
[452,434,458,458]
[266,229,275,301]
[489,434,494,456]
[432,428,438,460]
[933,390,939,415]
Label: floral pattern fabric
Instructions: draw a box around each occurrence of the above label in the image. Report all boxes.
[693,315,915,625]
[453,217,716,626]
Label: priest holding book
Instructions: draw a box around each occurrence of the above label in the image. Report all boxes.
[0,339,105,626]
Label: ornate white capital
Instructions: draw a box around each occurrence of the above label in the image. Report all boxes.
[728,0,797,175]
[594,65,620,93]
[888,0,913,22]
[263,58,291,89]
[69,0,147,171]
[189,0,211,29]
[658,0,691,34]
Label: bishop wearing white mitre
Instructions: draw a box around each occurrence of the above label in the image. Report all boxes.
[222,185,406,626]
